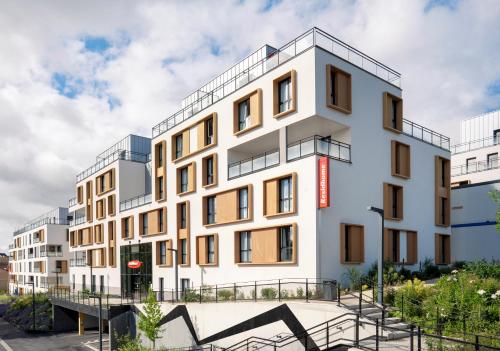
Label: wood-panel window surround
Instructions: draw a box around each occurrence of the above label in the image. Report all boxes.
[96,199,106,220]
[273,70,297,118]
[435,156,451,227]
[95,169,115,196]
[107,194,116,216]
[176,162,196,195]
[121,216,134,239]
[77,186,84,204]
[85,180,93,222]
[391,141,411,179]
[108,221,116,267]
[264,173,297,217]
[177,201,190,266]
[326,65,352,114]
[154,140,167,202]
[384,229,417,264]
[234,224,297,265]
[383,92,403,133]
[94,224,104,244]
[77,227,93,246]
[203,185,253,226]
[171,113,218,162]
[88,248,106,268]
[156,240,173,267]
[139,208,167,236]
[233,89,262,135]
[383,183,403,221]
[435,233,451,265]
[340,224,364,264]
[202,154,218,188]
[196,234,218,266]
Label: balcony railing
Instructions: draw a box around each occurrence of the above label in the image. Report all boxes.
[120,193,152,212]
[451,136,500,155]
[76,150,149,183]
[14,217,68,236]
[41,251,63,257]
[68,197,77,207]
[228,149,279,179]
[287,135,351,163]
[152,27,401,138]
[70,258,87,267]
[451,160,499,177]
[402,119,450,151]
[69,216,86,227]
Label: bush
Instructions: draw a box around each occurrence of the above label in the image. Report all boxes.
[217,289,233,301]
[182,289,199,302]
[422,258,441,280]
[296,287,304,298]
[260,287,277,300]
[393,278,429,319]
[464,260,500,279]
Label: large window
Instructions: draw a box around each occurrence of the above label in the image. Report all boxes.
[157,143,163,167]
[239,231,251,263]
[384,183,403,220]
[238,99,250,131]
[180,167,188,193]
[279,226,293,262]
[206,196,216,224]
[383,92,403,132]
[326,65,352,114]
[159,241,167,265]
[488,153,498,169]
[278,77,292,113]
[466,157,476,173]
[207,235,215,264]
[175,134,183,159]
[180,239,188,265]
[435,234,451,265]
[279,177,292,213]
[392,141,411,178]
[239,187,248,219]
[205,118,214,146]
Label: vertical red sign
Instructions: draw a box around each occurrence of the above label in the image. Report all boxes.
[318,156,330,208]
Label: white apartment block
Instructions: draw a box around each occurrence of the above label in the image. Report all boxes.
[8,207,70,295]
[63,28,452,297]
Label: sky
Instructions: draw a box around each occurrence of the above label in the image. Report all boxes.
[0,0,499,252]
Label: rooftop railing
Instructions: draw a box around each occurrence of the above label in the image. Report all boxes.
[76,150,150,183]
[120,193,152,212]
[451,160,499,177]
[68,197,77,208]
[287,135,351,163]
[402,119,450,151]
[228,149,279,180]
[69,216,86,227]
[14,217,68,236]
[451,136,499,155]
[152,27,401,138]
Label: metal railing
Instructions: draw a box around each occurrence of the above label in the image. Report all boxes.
[152,27,401,138]
[451,136,500,155]
[119,193,152,212]
[287,135,351,162]
[402,119,450,151]
[452,160,500,177]
[76,150,149,183]
[70,258,87,267]
[13,217,68,236]
[228,149,279,179]
[68,197,77,207]
[69,216,86,227]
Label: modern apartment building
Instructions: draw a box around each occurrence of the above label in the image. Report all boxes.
[60,28,452,297]
[7,207,70,294]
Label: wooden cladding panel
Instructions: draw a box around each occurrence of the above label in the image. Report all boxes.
[155,240,173,266]
[252,228,279,263]
[139,208,166,236]
[383,183,403,220]
[435,156,451,227]
[383,92,403,132]
[77,186,83,204]
[391,141,411,179]
[326,65,352,114]
[406,231,418,264]
[96,199,106,220]
[435,234,451,264]
[90,248,106,268]
[273,70,297,118]
[176,162,196,195]
[94,224,104,244]
[121,216,134,239]
[86,180,93,222]
[96,169,115,196]
[107,194,116,216]
[216,190,239,224]
[176,201,190,239]
[263,173,297,217]
[339,224,364,264]
[154,141,167,202]
[233,89,263,135]
[108,221,116,267]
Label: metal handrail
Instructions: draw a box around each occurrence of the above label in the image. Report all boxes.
[69,216,86,227]
[451,135,500,155]
[68,197,77,207]
[227,149,279,179]
[119,193,152,212]
[402,118,450,151]
[452,160,499,176]
[287,135,352,163]
[152,27,401,138]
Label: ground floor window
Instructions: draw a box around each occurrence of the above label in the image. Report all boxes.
[120,243,152,296]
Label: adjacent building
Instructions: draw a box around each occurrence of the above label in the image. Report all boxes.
[0,253,8,292]
[7,207,70,294]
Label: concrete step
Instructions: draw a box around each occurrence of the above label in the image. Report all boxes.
[343,303,373,310]
[383,317,402,325]
[386,329,411,340]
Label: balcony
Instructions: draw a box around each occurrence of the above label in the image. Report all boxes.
[152,27,401,138]
[451,160,499,177]
[287,135,351,163]
[69,216,86,227]
[70,258,87,267]
[120,193,152,212]
[451,136,499,155]
[228,149,279,179]
[402,119,450,151]
[68,197,77,207]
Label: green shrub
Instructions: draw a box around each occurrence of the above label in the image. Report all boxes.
[217,289,233,301]
[393,278,430,319]
[464,260,500,279]
[182,289,199,302]
[422,258,441,280]
[260,287,277,300]
[296,287,304,298]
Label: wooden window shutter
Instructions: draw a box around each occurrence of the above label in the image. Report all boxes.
[406,231,417,264]
[264,179,278,216]
[384,229,393,261]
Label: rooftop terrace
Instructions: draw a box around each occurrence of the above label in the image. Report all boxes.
[13,207,68,236]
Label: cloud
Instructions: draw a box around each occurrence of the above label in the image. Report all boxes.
[0,0,499,252]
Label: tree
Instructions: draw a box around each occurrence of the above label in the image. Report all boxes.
[138,288,164,350]
[488,190,500,232]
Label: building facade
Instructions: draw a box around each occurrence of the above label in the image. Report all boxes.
[7,207,70,294]
[61,28,452,296]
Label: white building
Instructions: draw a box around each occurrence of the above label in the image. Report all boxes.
[8,207,70,295]
[64,27,452,297]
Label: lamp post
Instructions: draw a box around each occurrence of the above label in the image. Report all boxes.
[26,281,35,331]
[52,267,61,290]
[166,248,178,301]
[87,262,93,293]
[367,206,384,305]
[89,294,103,351]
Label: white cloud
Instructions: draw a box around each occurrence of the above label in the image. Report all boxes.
[0,0,499,251]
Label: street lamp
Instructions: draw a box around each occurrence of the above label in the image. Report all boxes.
[89,294,103,351]
[87,262,93,293]
[367,206,384,305]
[26,281,35,331]
[166,248,178,301]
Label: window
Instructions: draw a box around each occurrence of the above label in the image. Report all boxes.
[122,216,134,239]
[181,279,190,293]
[157,143,163,167]
[435,234,451,265]
[239,231,252,263]
[206,156,214,185]
[340,224,364,263]
[158,210,164,232]
[158,176,164,199]
[142,214,148,235]
[100,275,104,294]
[207,236,215,264]
[392,141,411,178]
[206,196,216,224]
[124,219,130,238]
[466,157,476,173]
[383,92,403,132]
[159,241,167,265]
[384,183,403,220]
[494,129,500,144]
[205,118,214,146]
[436,156,450,227]
[279,177,292,212]
[279,226,293,262]
[175,134,183,159]
[326,65,352,114]
[237,99,250,131]
[180,167,188,193]
[180,239,188,265]
[279,77,292,113]
[238,187,248,219]
[441,159,447,187]
[179,203,187,229]
[488,153,498,169]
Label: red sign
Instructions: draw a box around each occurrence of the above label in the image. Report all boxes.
[127,260,142,269]
[318,156,330,208]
